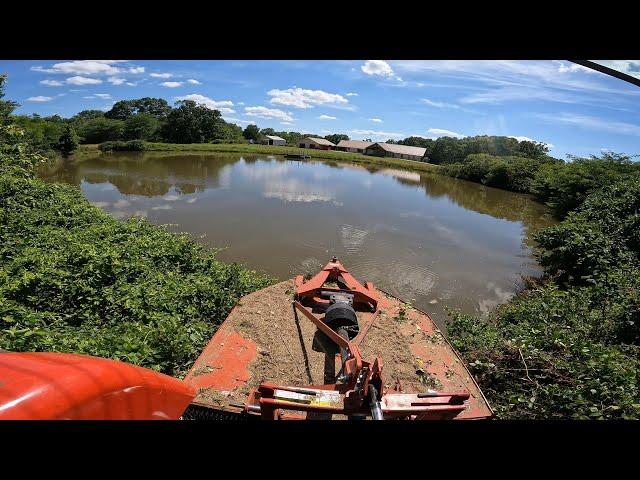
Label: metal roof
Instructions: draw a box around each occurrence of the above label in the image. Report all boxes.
[369,143,427,157]
[304,137,336,146]
[265,135,286,141]
[336,140,375,149]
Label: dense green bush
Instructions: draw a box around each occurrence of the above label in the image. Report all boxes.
[77,117,125,144]
[449,175,640,418]
[441,154,545,193]
[1,123,271,377]
[531,153,639,216]
[99,140,146,152]
[448,280,639,419]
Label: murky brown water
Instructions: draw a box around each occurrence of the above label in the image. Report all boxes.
[42,151,555,326]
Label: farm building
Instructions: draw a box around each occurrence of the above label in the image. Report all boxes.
[364,143,427,162]
[263,135,286,146]
[335,140,374,154]
[298,137,335,150]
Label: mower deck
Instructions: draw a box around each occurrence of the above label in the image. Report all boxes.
[184,279,492,420]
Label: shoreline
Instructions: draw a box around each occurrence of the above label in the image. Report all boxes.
[71,143,440,173]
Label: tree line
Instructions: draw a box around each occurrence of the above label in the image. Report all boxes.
[9,87,552,164]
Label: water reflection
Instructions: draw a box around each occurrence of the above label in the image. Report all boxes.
[41,152,555,326]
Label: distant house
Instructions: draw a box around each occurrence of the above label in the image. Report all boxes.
[298,137,335,150]
[364,143,427,162]
[335,140,375,154]
[263,135,286,146]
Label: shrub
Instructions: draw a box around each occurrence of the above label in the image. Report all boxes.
[99,140,145,152]
[531,154,639,216]
[1,125,271,377]
[441,154,542,193]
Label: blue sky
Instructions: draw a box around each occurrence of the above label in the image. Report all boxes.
[1,59,639,159]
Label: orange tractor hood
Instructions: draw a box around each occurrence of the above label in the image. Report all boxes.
[0,352,195,420]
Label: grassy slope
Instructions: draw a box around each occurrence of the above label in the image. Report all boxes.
[76,143,440,173]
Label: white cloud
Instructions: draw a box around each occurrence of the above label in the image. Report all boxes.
[426,128,465,139]
[281,121,294,126]
[94,93,111,99]
[555,62,593,74]
[128,67,145,74]
[66,76,102,85]
[346,92,358,96]
[591,60,640,80]
[40,79,64,87]
[151,73,173,78]
[245,106,294,122]
[318,114,336,120]
[369,118,382,123]
[392,60,637,107]
[509,135,555,148]
[421,98,462,109]
[187,79,201,84]
[267,87,348,109]
[361,60,394,77]
[534,112,640,137]
[107,77,126,85]
[160,81,183,88]
[509,135,534,142]
[225,117,256,125]
[350,129,404,139]
[175,94,235,113]
[126,82,137,87]
[26,96,54,102]
[31,60,123,76]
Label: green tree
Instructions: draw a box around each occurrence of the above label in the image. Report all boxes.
[123,113,160,141]
[55,125,79,157]
[105,98,171,121]
[72,110,105,122]
[77,117,125,144]
[242,124,260,142]
[325,133,349,145]
[133,97,171,119]
[0,74,18,123]
[161,100,223,144]
[517,140,550,159]
[105,100,136,121]
[12,115,66,153]
[213,122,243,143]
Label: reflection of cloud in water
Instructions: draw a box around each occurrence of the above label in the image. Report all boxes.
[152,204,173,210]
[186,198,198,204]
[163,194,180,201]
[399,211,436,220]
[364,261,439,300]
[378,168,421,183]
[477,281,515,316]
[114,199,131,208]
[101,185,116,191]
[91,201,110,208]
[263,178,338,205]
[239,162,340,205]
[109,209,147,220]
[218,166,232,189]
[340,224,369,254]
[432,223,461,244]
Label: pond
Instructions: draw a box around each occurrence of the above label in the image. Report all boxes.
[42,152,556,327]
